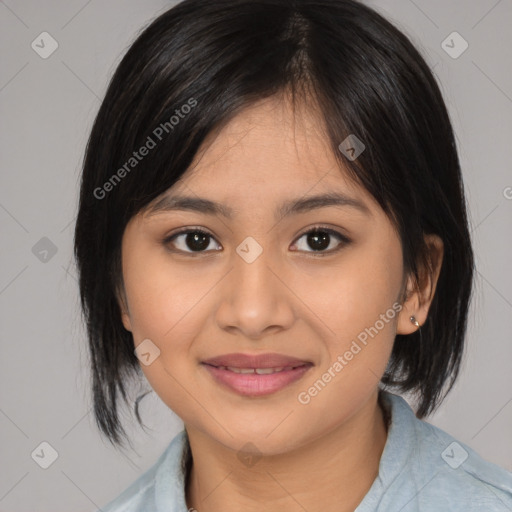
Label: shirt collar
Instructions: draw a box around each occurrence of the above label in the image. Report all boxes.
[154,428,189,512]
[374,391,418,486]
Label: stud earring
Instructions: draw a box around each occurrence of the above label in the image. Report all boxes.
[409,315,420,329]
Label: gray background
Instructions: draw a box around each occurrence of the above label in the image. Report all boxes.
[1,0,511,510]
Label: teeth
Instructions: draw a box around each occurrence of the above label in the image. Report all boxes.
[255,367,284,374]
[219,366,298,374]
[226,366,256,374]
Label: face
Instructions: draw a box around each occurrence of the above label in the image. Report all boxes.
[118,95,434,455]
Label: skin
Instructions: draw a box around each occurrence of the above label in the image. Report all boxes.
[118,93,443,512]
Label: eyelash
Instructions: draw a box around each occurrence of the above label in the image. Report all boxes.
[162,225,351,256]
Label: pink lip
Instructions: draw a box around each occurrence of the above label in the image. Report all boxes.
[201,352,313,397]
[202,364,312,397]
[202,352,311,369]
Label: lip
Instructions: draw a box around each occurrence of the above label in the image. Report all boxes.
[201,352,313,397]
[202,352,312,369]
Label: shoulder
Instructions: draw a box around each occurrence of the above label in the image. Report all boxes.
[416,416,512,509]
[100,473,156,512]
[376,392,512,511]
[98,430,188,512]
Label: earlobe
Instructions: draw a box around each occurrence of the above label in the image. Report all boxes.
[396,234,444,336]
[396,275,423,335]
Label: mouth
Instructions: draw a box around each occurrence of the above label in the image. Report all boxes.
[200,353,313,397]
[202,352,312,369]
[205,364,308,374]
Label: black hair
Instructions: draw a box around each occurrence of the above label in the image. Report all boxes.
[73,0,475,450]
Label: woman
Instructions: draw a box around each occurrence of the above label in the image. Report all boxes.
[73,0,512,510]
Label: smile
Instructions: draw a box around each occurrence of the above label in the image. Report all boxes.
[216,365,303,374]
[202,362,313,397]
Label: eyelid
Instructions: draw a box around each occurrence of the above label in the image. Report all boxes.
[290,225,351,254]
[294,224,350,241]
[162,226,219,253]
[162,224,351,254]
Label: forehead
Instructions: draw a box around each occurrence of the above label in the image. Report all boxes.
[176,96,366,199]
[141,95,384,225]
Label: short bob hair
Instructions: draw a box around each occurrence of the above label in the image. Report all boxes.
[74,0,475,449]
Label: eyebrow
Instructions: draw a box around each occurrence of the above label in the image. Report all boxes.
[146,191,372,220]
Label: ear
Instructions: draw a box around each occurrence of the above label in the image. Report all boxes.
[115,281,133,332]
[397,234,444,335]
[120,306,133,333]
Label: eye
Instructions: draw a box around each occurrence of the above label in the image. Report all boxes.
[163,227,221,254]
[162,225,351,255]
[291,226,351,254]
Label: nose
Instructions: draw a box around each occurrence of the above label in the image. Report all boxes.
[214,240,296,340]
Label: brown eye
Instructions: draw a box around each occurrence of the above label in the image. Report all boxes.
[163,225,351,256]
[164,229,221,253]
[292,227,351,254]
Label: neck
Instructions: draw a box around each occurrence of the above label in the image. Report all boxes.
[184,390,389,512]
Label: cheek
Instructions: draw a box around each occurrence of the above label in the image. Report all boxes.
[123,251,212,417]
[302,231,403,381]
[123,244,207,341]
[307,240,401,335]
[121,243,223,388]
[294,258,400,433]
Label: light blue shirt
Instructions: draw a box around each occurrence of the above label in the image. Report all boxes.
[99,391,512,511]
